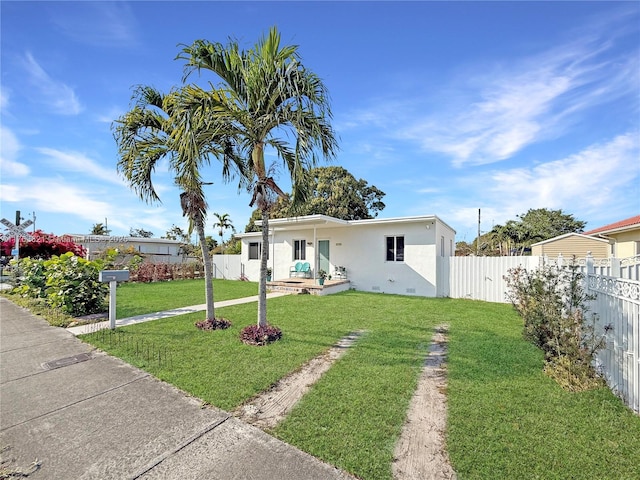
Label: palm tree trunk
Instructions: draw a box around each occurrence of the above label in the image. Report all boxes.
[258,208,269,328]
[196,217,215,320]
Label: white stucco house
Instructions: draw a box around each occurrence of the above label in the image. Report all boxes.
[235,214,456,297]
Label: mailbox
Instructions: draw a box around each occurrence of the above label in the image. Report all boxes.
[99,270,130,283]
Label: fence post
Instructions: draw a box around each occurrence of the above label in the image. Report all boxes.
[557,253,564,268]
[610,256,621,278]
[585,251,594,275]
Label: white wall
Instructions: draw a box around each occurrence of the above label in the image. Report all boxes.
[239,217,455,296]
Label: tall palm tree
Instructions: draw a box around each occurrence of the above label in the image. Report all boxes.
[112,85,237,323]
[178,27,338,328]
[212,212,234,254]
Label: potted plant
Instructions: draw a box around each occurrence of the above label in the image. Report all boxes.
[266,267,272,282]
[318,269,328,286]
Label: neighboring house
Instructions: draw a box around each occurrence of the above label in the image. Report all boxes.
[236,214,456,297]
[67,235,184,263]
[529,214,640,260]
[583,214,640,259]
[531,233,609,259]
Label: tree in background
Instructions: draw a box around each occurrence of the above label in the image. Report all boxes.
[482,208,586,256]
[163,224,198,257]
[244,166,385,231]
[179,27,338,335]
[90,223,110,236]
[212,213,235,254]
[163,224,190,243]
[129,228,154,238]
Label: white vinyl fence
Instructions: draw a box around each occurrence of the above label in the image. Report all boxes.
[442,254,639,414]
[442,256,542,303]
[587,272,640,414]
[211,255,243,280]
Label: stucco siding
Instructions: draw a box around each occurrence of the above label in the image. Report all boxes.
[239,215,455,297]
[609,230,640,258]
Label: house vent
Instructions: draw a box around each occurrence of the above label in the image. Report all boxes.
[406,288,416,294]
[372,286,380,291]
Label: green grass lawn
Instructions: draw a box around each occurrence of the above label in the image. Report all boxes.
[80,287,640,480]
[115,278,258,317]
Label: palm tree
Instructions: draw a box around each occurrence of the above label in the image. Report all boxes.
[212,212,234,254]
[90,223,109,236]
[112,85,238,323]
[178,27,338,329]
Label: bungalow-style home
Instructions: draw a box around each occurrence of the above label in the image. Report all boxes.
[66,234,184,263]
[583,214,640,259]
[531,233,609,259]
[236,214,456,297]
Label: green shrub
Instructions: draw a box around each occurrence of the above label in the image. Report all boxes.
[10,253,108,317]
[505,262,609,391]
[10,256,48,298]
[44,253,108,316]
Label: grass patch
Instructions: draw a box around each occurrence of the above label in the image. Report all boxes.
[115,278,258,317]
[0,292,74,327]
[78,289,639,480]
[446,300,640,479]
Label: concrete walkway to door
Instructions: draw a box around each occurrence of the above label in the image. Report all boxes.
[66,291,290,336]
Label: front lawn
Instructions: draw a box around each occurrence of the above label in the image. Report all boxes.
[115,278,258,318]
[79,289,640,480]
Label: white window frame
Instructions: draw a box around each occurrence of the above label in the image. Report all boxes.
[386,235,405,262]
[293,239,306,261]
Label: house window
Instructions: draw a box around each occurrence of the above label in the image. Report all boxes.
[441,236,445,257]
[386,236,404,262]
[294,239,306,261]
[249,242,261,260]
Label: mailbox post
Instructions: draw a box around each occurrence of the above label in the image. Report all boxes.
[99,270,130,329]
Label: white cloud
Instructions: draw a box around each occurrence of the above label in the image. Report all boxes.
[22,52,82,115]
[0,89,9,110]
[35,148,122,185]
[0,178,112,219]
[405,132,639,236]
[487,133,639,210]
[347,10,639,168]
[0,127,30,177]
[51,2,138,48]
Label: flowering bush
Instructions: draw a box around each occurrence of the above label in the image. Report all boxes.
[1,230,85,259]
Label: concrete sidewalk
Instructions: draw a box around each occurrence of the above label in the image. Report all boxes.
[66,292,290,336]
[0,297,354,479]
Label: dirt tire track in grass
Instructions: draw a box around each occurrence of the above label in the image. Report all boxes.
[233,330,365,430]
[392,324,456,480]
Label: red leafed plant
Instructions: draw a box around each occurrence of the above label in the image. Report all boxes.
[240,324,282,346]
[1,231,85,259]
[195,318,232,331]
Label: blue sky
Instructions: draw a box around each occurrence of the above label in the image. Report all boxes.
[1,1,639,243]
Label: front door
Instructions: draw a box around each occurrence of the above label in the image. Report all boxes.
[318,240,330,277]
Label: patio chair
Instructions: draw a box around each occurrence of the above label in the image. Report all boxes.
[300,262,312,278]
[290,262,303,277]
